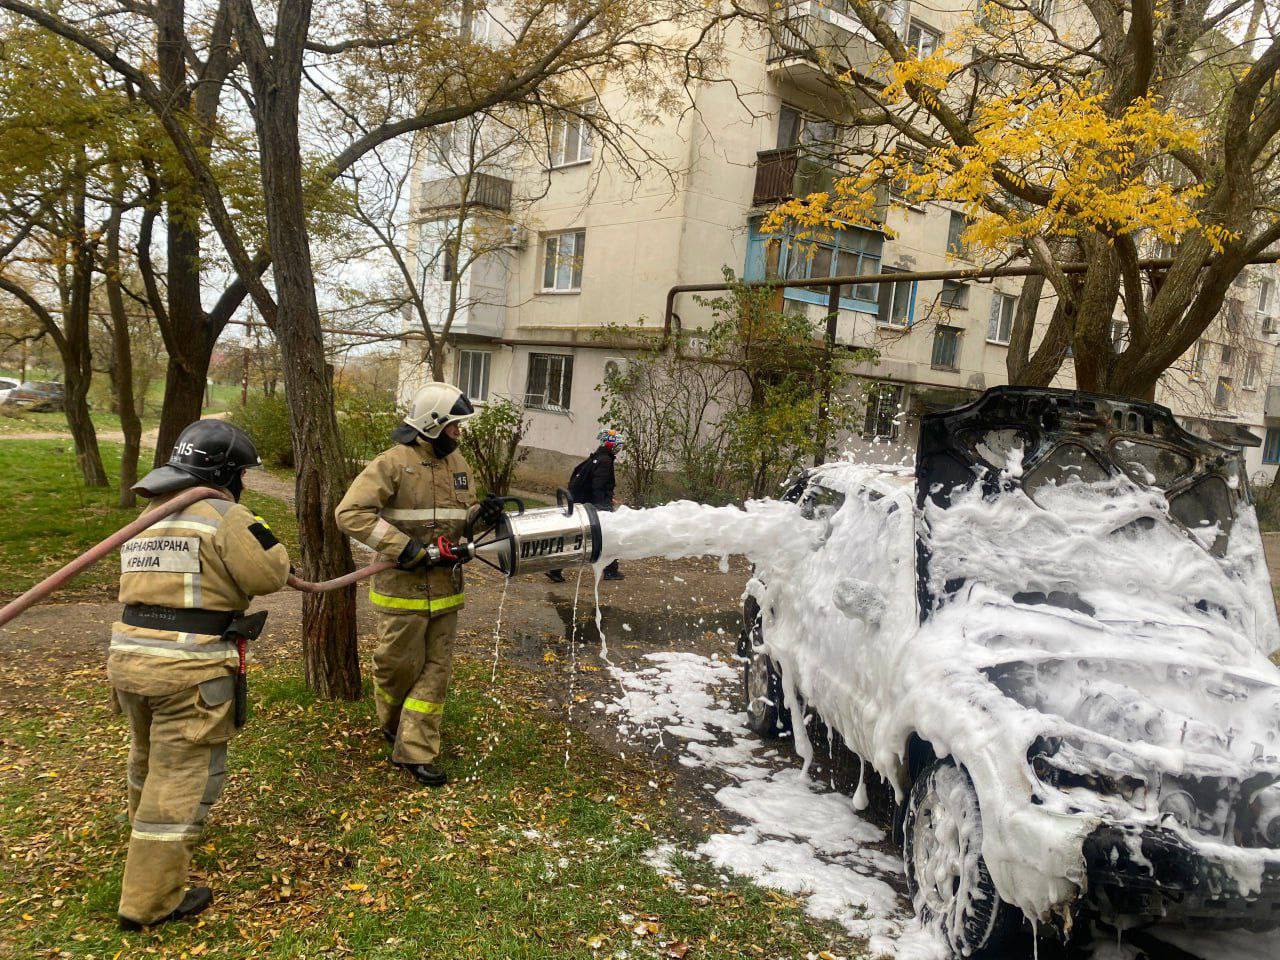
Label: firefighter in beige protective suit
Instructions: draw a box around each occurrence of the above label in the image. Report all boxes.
[110,421,290,930]
[336,382,503,787]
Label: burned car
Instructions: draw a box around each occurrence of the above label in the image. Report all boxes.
[738,386,1280,956]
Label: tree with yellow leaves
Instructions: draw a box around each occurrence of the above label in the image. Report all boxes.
[745,0,1280,399]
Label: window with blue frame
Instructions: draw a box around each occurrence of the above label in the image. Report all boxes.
[1265,428,1280,464]
[745,220,884,314]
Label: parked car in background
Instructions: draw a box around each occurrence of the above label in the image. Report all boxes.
[5,380,65,411]
[740,387,1280,957]
[0,377,18,404]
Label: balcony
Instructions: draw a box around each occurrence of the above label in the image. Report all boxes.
[752,147,887,221]
[417,172,512,216]
[766,2,881,94]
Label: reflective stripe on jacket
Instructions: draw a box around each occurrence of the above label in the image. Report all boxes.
[109,496,290,696]
[334,442,476,614]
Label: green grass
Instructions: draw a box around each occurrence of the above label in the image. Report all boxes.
[0,440,298,599]
[0,376,245,437]
[0,658,857,959]
[0,407,161,436]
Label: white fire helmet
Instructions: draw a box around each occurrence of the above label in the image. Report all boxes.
[402,382,477,440]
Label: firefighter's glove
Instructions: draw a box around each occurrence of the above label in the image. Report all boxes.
[475,494,505,530]
[396,539,431,570]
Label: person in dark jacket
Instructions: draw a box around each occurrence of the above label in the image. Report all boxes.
[548,429,623,582]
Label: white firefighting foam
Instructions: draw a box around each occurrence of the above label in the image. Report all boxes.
[594,459,1280,930]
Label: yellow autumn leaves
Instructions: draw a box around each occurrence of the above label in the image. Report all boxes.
[766,17,1222,257]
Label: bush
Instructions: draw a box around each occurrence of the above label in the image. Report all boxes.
[336,383,400,469]
[459,397,529,496]
[228,385,400,473]
[1255,481,1280,533]
[228,392,293,467]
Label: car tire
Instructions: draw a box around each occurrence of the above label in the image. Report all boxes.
[739,604,786,739]
[903,759,1023,959]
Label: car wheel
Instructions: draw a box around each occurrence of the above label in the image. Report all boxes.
[743,646,781,737]
[903,760,1022,959]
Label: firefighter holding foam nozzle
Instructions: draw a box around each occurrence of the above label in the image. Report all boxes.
[336,382,504,787]
[110,421,290,930]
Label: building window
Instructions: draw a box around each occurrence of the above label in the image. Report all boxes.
[988,292,1016,344]
[1214,376,1232,408]
[525,353,573,411]
[1244,351,1261,390]
[775,105,837,155]
[441,240,459,281]
[541,230,585,292]
[880,0,908,35]
[889,147,926,207]
[1265,428,1280,464]
[1221,343,1235,366]
[1189,340,1207,380]
[864,383,904,439]
[550,109,593,168]
[879,268,916,327]
[932,326,962,369]
[906,20,941,58]
[1258,278,1275,334]
[457,349,491,402]
[1034,0,1055,19]
[946,211,970,257]
[940,280,969,309]
[745,221,884,313]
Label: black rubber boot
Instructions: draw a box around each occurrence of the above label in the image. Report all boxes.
[394,761,448,787]
[119,886,213,931]
[380,726,396,747]
[545,570,565,583]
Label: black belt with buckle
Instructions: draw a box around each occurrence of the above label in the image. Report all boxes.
[121,604,244,636]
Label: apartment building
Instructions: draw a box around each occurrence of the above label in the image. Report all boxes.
[399,2,1280,484]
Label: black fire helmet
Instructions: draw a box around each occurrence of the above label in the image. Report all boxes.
[133,420,262,498]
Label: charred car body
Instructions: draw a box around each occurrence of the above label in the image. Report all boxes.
[739,387,1280,956]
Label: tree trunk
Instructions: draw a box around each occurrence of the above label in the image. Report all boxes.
[1069,240,1123,394]
[152,0,214,466]
[236,0,360,699]
[62,161,107,487]
[105,185,142,508]
[154,347,211,462]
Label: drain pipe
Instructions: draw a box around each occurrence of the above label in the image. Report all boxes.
[0,486,393,628]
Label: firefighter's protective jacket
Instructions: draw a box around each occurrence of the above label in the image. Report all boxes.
[108,496,291,696]
[335,442,476,615]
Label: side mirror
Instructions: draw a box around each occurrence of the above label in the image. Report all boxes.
[834,578,886,626]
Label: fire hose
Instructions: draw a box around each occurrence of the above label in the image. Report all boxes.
[0,485,395,630]
[0,486,604,630]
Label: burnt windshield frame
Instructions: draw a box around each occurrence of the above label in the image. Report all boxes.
[914,387,1245,617]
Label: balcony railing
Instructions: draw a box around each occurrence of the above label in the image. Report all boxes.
[766,3,879,63]
[752,147,887,220]
[753,147,844,205]
[418,172,512,214]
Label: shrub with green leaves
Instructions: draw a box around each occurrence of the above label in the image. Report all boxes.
[228,384,399,473]
[336,383,400,469]
[459,396,529,496]
[228,392,294,467]
[600,268,876,504]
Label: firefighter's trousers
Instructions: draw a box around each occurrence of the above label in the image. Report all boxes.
[373,610,457,765]
[115,677,234,924]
